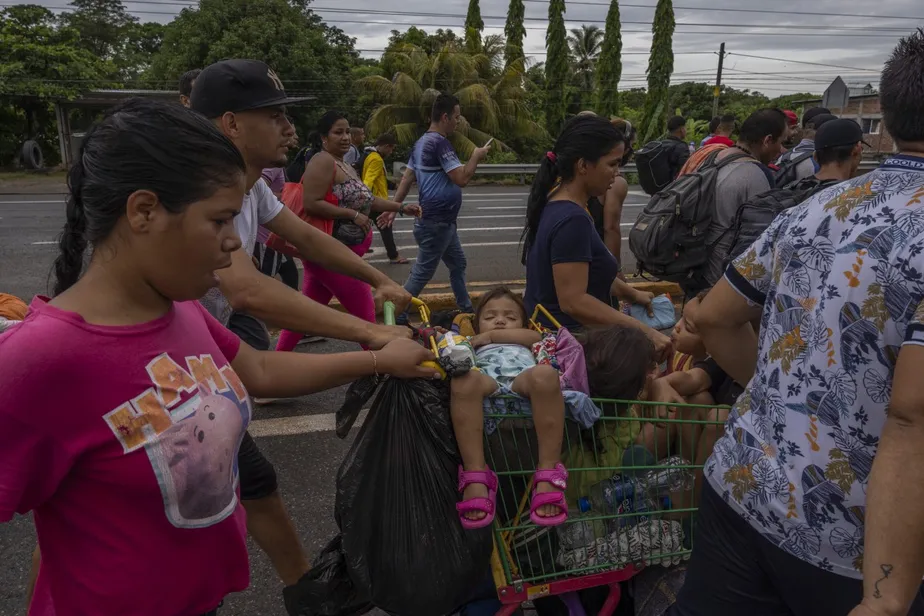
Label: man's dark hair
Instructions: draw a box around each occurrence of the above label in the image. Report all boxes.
[880,29,924,145]
[667,115,686,133]
[179,69,201,97]
[432,93,460,123]
[816,144,858,166]
[717,114,736,133]
[738,108,788,146]
[375,132,397,146]
[708,116,721,134]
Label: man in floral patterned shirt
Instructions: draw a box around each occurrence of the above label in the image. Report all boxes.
[670,30,924,616]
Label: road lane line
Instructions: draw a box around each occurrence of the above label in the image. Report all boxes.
[31,241,57,245]
[391,226,522,234]
[249,409,369,436]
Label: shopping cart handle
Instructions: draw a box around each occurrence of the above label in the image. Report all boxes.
[383,301,396,326]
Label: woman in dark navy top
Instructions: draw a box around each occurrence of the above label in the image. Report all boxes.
[522,115,672,359]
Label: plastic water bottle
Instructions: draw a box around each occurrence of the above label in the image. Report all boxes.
[689,141,696,153]
[637,456,695,499]
[578,475,654,529]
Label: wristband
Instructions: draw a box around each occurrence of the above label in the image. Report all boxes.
[369,350,380,383]
[353,210,360,222]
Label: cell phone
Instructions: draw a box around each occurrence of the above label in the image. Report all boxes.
[484,138,494,148]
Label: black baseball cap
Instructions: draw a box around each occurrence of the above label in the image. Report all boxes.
[190,59,311,119]
[802,106,831,127]
[815,118,871,151]
[808,113,837,130]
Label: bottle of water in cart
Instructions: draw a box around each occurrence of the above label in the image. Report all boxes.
[578,474,655,532]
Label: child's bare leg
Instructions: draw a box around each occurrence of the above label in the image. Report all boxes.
[450,370,500,521]
[511,364,565,518]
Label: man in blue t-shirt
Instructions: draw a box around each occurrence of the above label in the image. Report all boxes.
[389,93,491,319]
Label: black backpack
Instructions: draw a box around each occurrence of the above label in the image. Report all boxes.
[773,150,815,187]
[285,146,316,183]
[635,140,677,195]
[629,150,752,284]
[353,148,373,178]
[727,176,840,264]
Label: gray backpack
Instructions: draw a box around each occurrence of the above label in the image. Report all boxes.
[629,150,752,284]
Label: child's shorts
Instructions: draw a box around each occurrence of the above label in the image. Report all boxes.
[482,387,600,435]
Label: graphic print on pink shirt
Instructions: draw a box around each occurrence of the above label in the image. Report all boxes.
[102,352,250,528]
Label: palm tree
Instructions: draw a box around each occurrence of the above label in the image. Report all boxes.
[568,25,603,91]
[360,39,546,157]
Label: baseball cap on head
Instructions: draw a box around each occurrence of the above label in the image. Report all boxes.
[806,113,837,131]
[783,110,799,127]
[190,59,311,119]
[802,106,831,127]
[814,118,872,151]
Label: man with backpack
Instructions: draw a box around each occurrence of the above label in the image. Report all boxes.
[362,133,409,264]
[727,117,867,265]
[344,126,365,165]
[773,106,834,186]
[635,115,692,195]
[630,108,787,297]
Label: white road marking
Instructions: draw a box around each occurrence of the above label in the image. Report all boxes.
[31,241,57,245]
[391,226,522,234]
[0,200,66,205]
[249,409,370,436]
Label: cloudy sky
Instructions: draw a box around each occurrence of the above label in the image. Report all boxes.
[52,0,924,95]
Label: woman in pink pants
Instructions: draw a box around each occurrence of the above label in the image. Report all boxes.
[275,112,419,351]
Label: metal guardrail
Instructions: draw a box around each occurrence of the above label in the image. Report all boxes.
[394,159,880,180]
[473,159,880,175]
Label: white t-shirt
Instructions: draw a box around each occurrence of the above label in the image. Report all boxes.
[234,179,284,258]
[199,180,285,325]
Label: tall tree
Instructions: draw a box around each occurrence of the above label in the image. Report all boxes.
[545,0,568,135]
[595,0,622,117]
[464,0,484,52]
[62,0,134,61]
[568,24,603,107]
[149,0,357,128]
[638,0,675,143]
[503,0,526,70]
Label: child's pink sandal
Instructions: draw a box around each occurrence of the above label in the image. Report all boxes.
[529,463,569,527]
[456,466,498,530]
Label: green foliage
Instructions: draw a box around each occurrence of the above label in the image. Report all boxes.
[148,0,358,134]
[544,0,568,135]
[362,30,546,160]
[568,25,603,110]
[638,0,675,143]
[0,5,117,165]
[684,118,710,144]
[464,0,484,52]
[504,0,526,70]
[595,1,623,117]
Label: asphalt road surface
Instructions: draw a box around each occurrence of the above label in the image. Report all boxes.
[0,185,651,616]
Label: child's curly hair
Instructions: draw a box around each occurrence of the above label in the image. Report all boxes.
[577,325,657,400]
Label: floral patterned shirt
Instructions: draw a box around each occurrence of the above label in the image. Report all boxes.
[707,155,924,578]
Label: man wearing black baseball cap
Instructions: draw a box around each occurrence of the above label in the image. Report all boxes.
[190,59,411,614]
[774,107,836,184]
[812,117,868,180]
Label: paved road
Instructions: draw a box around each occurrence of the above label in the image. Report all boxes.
[0,185,651,616]
[0,186,651,303]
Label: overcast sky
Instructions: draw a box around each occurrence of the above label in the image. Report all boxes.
[57,0,924,95]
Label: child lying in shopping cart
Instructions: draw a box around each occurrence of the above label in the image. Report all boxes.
[450,287,656,532]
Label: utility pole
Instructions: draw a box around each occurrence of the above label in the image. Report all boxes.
[713,42,726,118]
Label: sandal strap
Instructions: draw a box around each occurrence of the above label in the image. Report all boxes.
[533,463,568,490]
[458,466,498,493]
[530,490,568,512]
[456,497,495,516]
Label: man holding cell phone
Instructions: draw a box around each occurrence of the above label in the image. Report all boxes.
[387,93,492,322]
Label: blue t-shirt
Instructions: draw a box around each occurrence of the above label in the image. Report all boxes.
[408,131,464,223]
[524,201,620,331]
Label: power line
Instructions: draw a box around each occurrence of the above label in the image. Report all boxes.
[726,52,875,72]
[122,0,924,22]
[6,3,920,32]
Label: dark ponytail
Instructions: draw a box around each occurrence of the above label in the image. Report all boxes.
[520,115,625,263]
[51,98,246,295]
[53,160,90,295]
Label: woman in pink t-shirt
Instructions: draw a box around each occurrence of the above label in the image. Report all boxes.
[0,99,438,616]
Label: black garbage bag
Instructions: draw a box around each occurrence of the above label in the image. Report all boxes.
[336,377,494,616]
[335,375,381,439]
[283,535,372,616]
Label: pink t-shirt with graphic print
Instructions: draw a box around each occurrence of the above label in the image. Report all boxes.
[0,298,251,616]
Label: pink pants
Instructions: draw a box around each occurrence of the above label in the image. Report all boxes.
[275,232,375,351]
